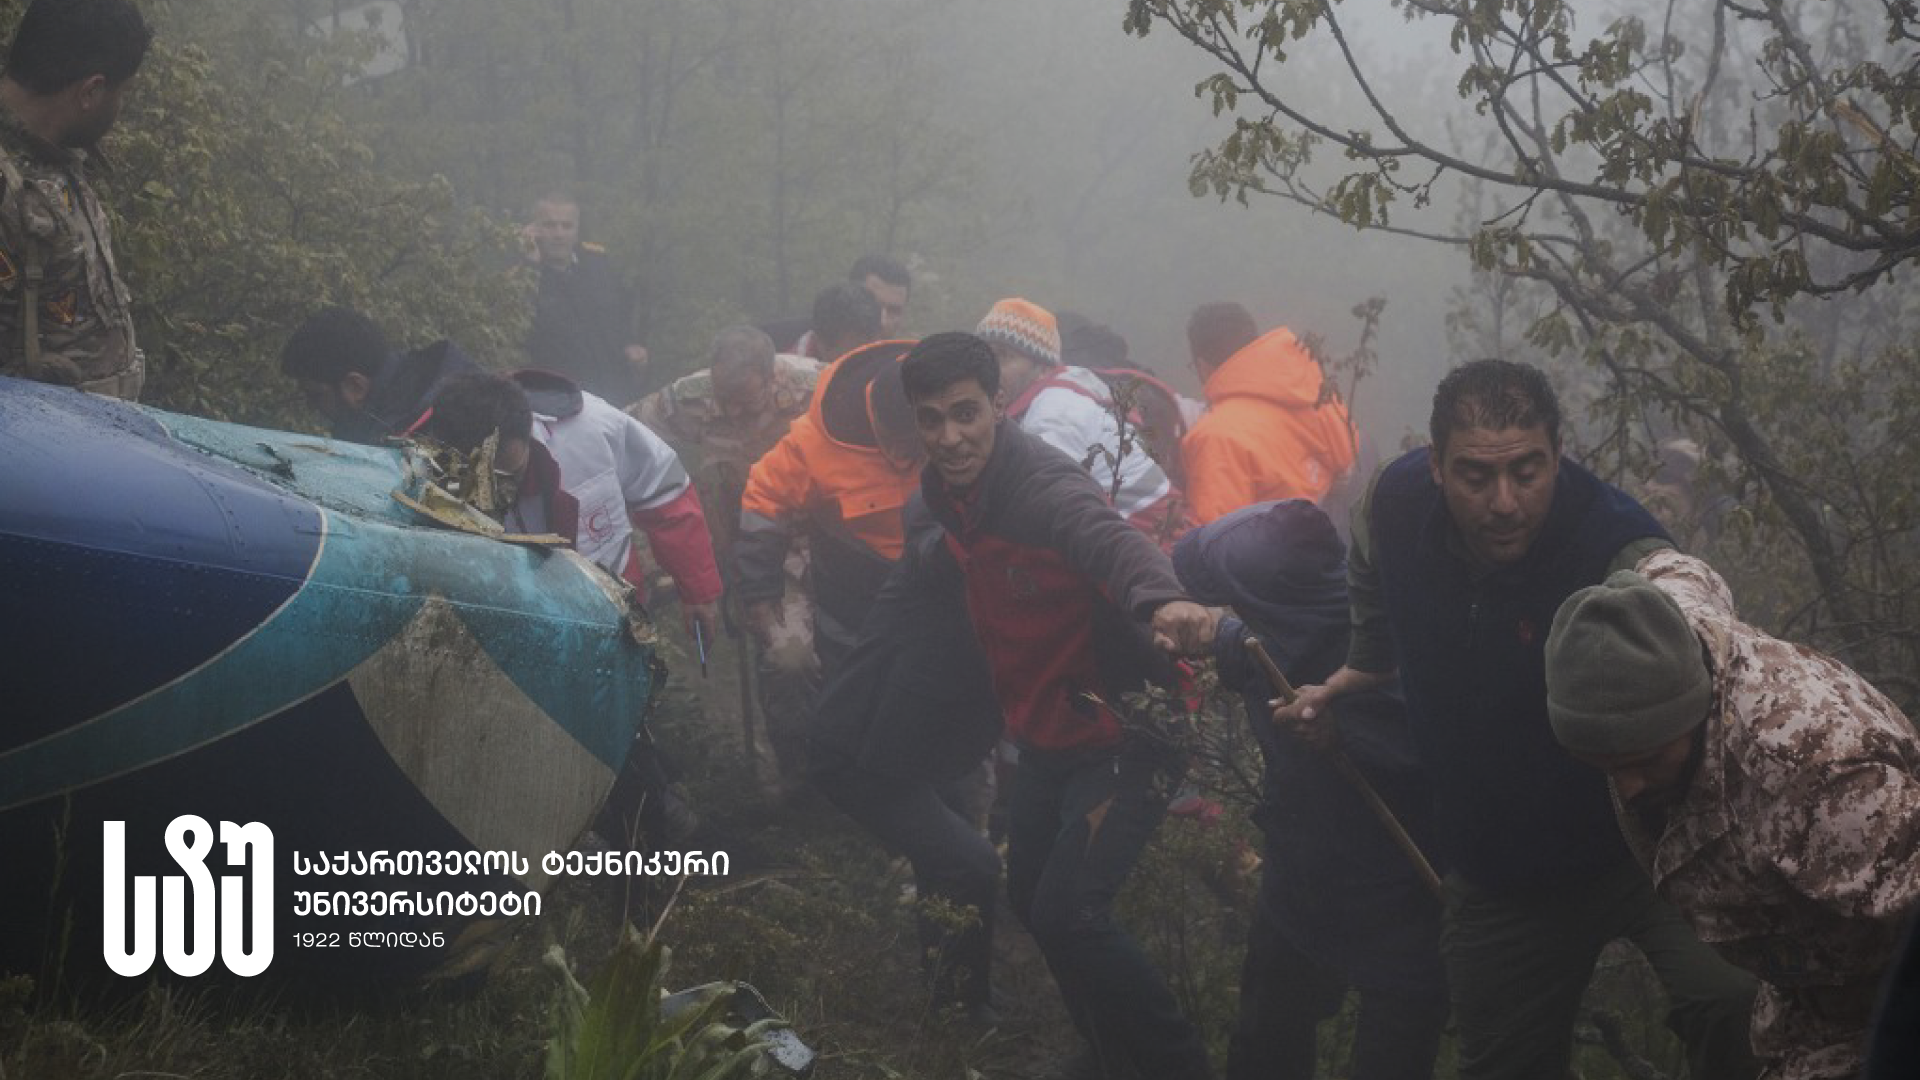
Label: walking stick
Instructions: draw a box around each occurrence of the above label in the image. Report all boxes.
[726,596,762,779]
[709,469,761,777]
[1245,637,1446,902]
[737,626,759,756]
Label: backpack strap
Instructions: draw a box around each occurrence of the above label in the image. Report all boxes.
[1005,370,1106,418]
[1090,367,1188,438]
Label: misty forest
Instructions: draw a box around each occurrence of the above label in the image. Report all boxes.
[4,0,1917,1076]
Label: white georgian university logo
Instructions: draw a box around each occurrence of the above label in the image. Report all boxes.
[102,816,275,977]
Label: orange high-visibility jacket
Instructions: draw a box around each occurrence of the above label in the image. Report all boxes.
[1182,327,1358,523]
[736,340,922,630]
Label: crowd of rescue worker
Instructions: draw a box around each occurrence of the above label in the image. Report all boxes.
[4,3,1919,1078]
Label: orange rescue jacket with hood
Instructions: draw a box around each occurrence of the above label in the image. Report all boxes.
[1182,327,1357,523]
[736,339,922,635]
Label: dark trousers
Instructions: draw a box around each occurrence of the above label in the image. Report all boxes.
[1867,913,1920,1079]
[1444,858,1760,1080]
[1227,903,1448,1080]
[821,765,1002,1006]
[756,650,817,791]
[1007,742,1213,1080]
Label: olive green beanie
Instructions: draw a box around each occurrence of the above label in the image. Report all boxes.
[1546,570,1711,756]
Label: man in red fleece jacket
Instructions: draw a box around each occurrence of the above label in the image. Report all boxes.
[901,332,1217,1080]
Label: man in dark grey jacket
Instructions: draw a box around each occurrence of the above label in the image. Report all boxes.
[901,331,1215,1080]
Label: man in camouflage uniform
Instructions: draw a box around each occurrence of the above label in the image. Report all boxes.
[0,0,151,400]
[1548,548,1920,1080]
[630,324,822,791]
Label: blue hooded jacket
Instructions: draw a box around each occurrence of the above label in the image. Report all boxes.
[1173,499,1444,994]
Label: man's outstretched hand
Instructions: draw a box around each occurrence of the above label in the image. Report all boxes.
[1152,600,1218,657]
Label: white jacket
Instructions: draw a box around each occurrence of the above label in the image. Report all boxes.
[531,391,691,578]
[1014,365,1173,521]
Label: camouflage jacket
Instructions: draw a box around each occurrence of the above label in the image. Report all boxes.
[1628,549,1920,1080]
[0,107,139,397]
[629,352,822,503]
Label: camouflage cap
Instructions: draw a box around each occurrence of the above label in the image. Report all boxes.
[1546,569,1712,756]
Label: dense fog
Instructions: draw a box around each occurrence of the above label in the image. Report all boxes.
[277,0,1474,445]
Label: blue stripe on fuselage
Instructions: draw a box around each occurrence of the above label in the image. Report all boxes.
[0,380,651,811]
[0,379,320,745]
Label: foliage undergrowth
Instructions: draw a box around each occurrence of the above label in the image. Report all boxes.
[4,629,1702,1080]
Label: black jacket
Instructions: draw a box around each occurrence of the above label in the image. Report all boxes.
[808,505,1001,783]
[1370,448,1668,890]
[529,247,640,406]
[335,339,483,445]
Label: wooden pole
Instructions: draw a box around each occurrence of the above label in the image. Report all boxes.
[1245,636,1446,902]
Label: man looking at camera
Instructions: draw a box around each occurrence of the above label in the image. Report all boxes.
[1276,359,1758,1080]
[901,331,1217,1080]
